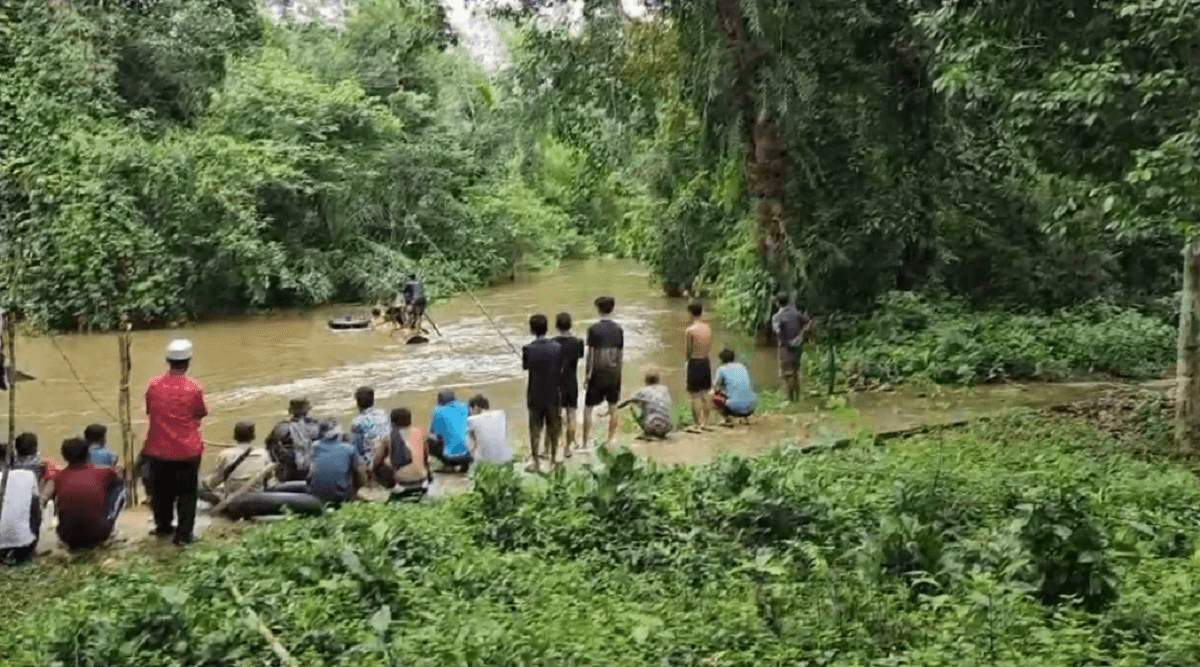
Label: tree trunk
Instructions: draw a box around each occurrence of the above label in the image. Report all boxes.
[1174,236,1200,455]
[714,0,791,290]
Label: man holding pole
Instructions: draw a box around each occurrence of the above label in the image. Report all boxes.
[142,339,207,546]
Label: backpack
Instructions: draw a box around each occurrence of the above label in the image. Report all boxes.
[389,427,413,469]
[267,419,316,481]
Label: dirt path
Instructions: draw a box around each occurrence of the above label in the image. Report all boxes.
[31,379,1168,562]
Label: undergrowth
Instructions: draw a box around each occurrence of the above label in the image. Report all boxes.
[834,292,1174,386]
[2,415,1197,666]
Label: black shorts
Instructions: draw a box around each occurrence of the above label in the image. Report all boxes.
[560,382,579,410]
[529,405,562,438]
[686,357,712,393]
[584,375,621,407]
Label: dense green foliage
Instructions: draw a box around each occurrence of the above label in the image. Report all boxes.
[0,0,580,328]
[3,416,1197,665]
[2,0,1195,341]
[835,292,1176,386]
[502,0,1190,329]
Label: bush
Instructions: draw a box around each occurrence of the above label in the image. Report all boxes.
[4,415,1197,666]
[839,292,1175,385]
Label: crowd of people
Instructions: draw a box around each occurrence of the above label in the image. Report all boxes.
[0,291,810,565]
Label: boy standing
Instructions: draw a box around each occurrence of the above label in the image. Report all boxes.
[552,313,585,457]
[583,296,624,448]
[523,314,563,470]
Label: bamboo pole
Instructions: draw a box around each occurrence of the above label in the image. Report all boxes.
[1175,237,1200,456]
[118,321,137,505]
[0,311,16,520]
[229,583,300,667]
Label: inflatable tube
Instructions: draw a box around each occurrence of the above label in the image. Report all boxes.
[405,334,429,345]
[328,315,371,330]
[220,491,325,520]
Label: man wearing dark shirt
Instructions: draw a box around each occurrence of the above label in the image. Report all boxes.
[522,314,563,470]
[401,274,426,330]
[770,294,814,402]
[583,296,624,448]
[552,312,585,457]
[52,438,126,550]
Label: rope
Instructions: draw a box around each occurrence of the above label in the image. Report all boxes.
[403,220,522,358]
[48,334,118,422]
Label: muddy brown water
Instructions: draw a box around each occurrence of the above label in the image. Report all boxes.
[4,259,1134,474]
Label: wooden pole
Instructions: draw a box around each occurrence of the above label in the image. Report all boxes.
[0,311,16,520]
[118,320,137,505]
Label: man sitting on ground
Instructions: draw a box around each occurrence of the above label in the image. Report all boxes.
[713,348,758,424]
[267,398,319,482]
[428,389,472,472]
[618,372,673,440]
[13,432,59,495]
[467,394,512,465]
[309,419,367,505]
[350,386,390,461]
[84,424,118,467]
[201,421,274,504]
[0,443,40,565]
[51,438,127,551]
[372,408,431,498]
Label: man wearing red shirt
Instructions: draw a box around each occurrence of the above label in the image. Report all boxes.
[51,438,126,550]
[142,339,207,545]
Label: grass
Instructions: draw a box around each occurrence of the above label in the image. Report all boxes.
[3,410,1197,667]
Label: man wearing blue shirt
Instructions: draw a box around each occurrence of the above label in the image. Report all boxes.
[84,423,118,467]
[428,389,472,472]
[309,420,367,505]
[713,348,757,424]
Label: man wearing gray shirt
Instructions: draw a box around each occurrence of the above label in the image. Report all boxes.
[771,294,813,402]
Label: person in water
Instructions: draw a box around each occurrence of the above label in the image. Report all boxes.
[713,348,757,424]
[309,420,367,505]
[51,437,127,551]
[428,389,472,472]
[583,296,624,448]
[618,371,673,440]
[771,294,814,402]
[402,273,426,330]
[84,423,118,467]
[552,312,585,457]
[684,300,714,432]
[523,314,563,469]
[467,394,511,465]
[201,421,274,503]
[350,386,390,461]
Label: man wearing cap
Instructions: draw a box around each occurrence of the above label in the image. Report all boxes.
[142,339,207,545]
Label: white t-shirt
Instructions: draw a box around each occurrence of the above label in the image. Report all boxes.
[467,410,511,464]
[0,469,37,549]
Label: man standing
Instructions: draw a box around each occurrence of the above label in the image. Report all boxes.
[142,339,207,545]
[552,313,585,457]
[684,300,714,432]
[771,294,814,402]
[402,274,426,331]
[350,386,389,461]
[523,314,562,470]
[583,296,624,448]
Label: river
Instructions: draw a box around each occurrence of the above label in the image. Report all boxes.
[4,259,1127,471]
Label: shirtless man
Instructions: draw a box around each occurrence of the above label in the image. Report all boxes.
[684,300,714,431]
